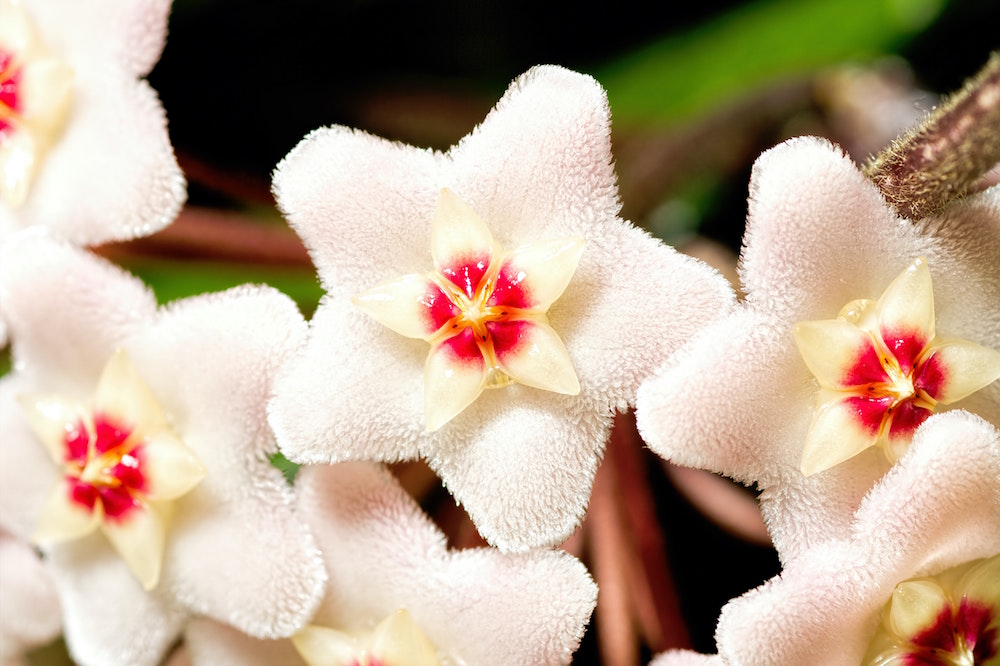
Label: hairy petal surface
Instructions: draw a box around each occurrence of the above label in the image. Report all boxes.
[270,66,734,550]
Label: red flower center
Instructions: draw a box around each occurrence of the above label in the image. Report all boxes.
[63,414,148,522]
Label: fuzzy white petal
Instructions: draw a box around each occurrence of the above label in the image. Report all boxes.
[715,411,1000,666]
[300,462,597,665]
[0,533,61,664]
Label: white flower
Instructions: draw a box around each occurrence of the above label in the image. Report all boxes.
[636,137,1000,562]
[268,65,734,551]
[651,411,1000,666]
[181,461,598,666]
[0,231,325,666]
[0,0,184,244]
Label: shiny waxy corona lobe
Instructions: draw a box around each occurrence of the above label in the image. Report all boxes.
[863,556,1000,665]
[353,188,584,432]
[19,349,204,590]
[794,257,1000,475]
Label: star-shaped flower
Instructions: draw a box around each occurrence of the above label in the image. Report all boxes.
[650,410,1000,666]
[0,0,185,244]
[353,187,584,431]
[268,65,734,551]
[0,231,326,666]
[636,137,1000,562]
[180,461,598,666]
[794,256,1000,474]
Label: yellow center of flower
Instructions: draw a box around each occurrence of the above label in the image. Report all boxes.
[293,609,441,666]
[0,0,74,207]
[794,258,1000,475]
[353,188,584,431]
[863,556,1000,666]
[19,349,204,590]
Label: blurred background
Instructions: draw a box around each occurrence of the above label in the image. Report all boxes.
[25,0,1000,663]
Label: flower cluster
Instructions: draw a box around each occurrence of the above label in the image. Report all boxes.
[1,2,998,665]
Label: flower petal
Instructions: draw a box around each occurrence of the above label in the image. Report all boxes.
[291,625,359,666]
[185,618,307,666]
[299,462,597,665]
[100,499,165,590]
[48,533,186,666]
[95,348,166,434]
[801,391,884,475]
[920,339,1000,405]
[16,392,87,464]
[793,318,886,389]
[370,609,440,666]
[876,257,935,375]
[0,122,37,208]
[33,477,101,544]
[715,412,1000,665]
[137,432,205,501]
[352,273,456,340]
[424,330,487,432]
[431,188,496,299]
[491,318,580,395]
[489,236,585,311]
[0,532,62,660]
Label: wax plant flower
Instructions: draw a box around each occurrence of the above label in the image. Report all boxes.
[0,529,61,666]
[0,0,185,244]
[636,136,1000,563]
[650,410,1000,666]
[268,65,735,552]
[178,461,597,666]
[0,231,326,666]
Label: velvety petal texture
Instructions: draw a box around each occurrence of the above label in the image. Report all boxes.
[185,462,597,665]
[0,530,61,666]
[269,65,735,551]
[0,231,326,666]
[712,412,1000,666]
[0,0,185,245]
[636,137,1000,562]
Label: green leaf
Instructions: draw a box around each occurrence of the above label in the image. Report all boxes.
[599,0,945,127]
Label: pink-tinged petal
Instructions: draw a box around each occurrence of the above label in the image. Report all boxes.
[431,188,495,299]
[715,412,1000,666]
[291,625,359,666]
[99,498,164,590]
[33,477,101,544]
[920,339,1000,405]
[793,318,887,389]
[352,273,456,340]
[137,432,205,501]
[94,348,166,434]
[491,318,580,395]
[801,391,885,475]
[489,236,585,311]
[449,66,620,242]
[0,533,61,662]
[16,392,87,464]
[876,258,935,376]
[370,609,440,666]
[299,463,597,665]
[424,329,487,432]
[185,618,307,666]
[0,231,157,390]
[649,651,724,666]
[48,533,186,666]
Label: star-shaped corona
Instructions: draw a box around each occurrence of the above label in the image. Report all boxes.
[0,0,73,207]
[863,556,999,666]
[18,349,205,590]
[353,188,584,432]
[794,257,1000,475]
[293,609,441,666]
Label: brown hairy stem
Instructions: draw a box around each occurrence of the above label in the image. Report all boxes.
[864,52,1000,220]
